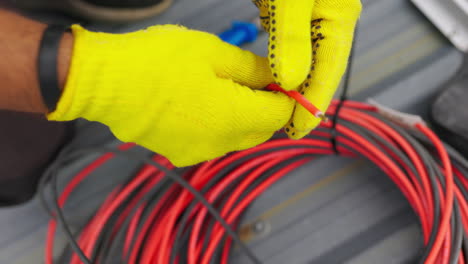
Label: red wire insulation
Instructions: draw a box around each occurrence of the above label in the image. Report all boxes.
[44,100,465,264]
[266,83,327,121]
[45,143,136,264]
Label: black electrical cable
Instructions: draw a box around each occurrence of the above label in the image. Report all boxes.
[169,149,289,264]
[106,178,175,264]
[167,111,439,264]
[329,110,445,263]
[48,163,93,264]
[450,202,463,264]
[58,155,170,264]
[169,151,317,264]
[44,107,468,264]
[351,121,444,260]
[121,177,176,264]
[89,184,143,263]
[208,155,317,262]
[42,147,261,264]
[409,143,444,263]
[455,177,468,202]
[331,25,358,154]
[365,111,444,260]
[38,148,150,264]
[39,142,110,264]
[421,153,456,263]
[463,234,468,263]
[170,160,258,264]
[198,155,311,263]
[337,118,444,260]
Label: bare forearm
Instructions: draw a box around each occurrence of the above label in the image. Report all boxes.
[0,9,72,113]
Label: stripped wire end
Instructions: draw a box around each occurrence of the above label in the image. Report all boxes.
[265,83,327,122]
[316,112,329,123]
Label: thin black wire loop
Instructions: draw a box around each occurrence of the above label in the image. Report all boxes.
[332,25,359,154]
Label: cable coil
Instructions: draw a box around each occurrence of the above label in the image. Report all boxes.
[39,99,468,264]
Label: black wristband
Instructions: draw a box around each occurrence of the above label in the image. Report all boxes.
[38,25,70,112]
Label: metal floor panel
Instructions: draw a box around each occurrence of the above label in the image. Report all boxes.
[0,0,464,263]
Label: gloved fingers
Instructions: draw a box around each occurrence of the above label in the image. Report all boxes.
[217,77,294,147]
[156,83,293,167]
[314,0,362,19]
[167,132,274,167]
[236,132,274,151]
[150,141,227,167]
[229,80,294,129]
[267,0,314,90]
[286,83,333,140]
[233,92,292,152]
[212,41,274,89]
[252,0,270,33]
[285,0,361,140]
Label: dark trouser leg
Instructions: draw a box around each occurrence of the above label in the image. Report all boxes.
[0,111,70,206]
[10,0,172,23]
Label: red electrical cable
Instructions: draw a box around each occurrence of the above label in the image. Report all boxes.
[419,124,455,264]
[123,205,144,257]
[45,97,464,264]
[45,143,136,264]
[69,159,161,264]
[266,83,327,121]
[202,138,424,264]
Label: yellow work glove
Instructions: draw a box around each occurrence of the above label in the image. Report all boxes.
[48,25,294,167]
[254,0,362,139]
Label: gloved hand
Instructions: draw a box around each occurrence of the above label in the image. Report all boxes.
[48,25,294,166]
[254,0,362,139]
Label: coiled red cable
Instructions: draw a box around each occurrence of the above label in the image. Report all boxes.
[44,99,464,264]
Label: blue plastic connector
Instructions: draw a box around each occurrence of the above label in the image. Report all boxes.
[218,21,259,46]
